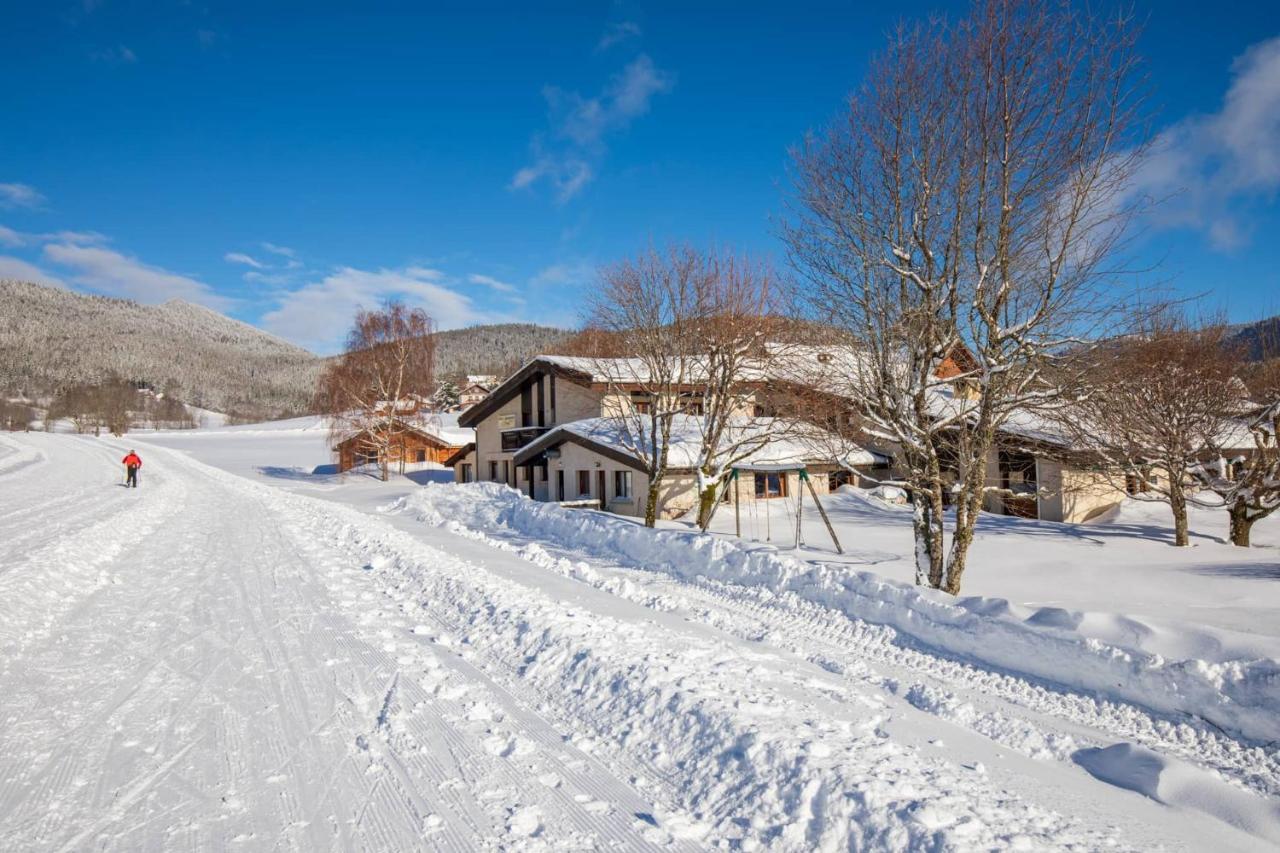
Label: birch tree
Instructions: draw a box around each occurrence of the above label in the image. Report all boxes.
[316,302,436,482]
[785,0,1147,593]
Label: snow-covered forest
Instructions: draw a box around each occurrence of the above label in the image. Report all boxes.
[0,279,570,418]
[0,279,322,415]
[432,324,571,379]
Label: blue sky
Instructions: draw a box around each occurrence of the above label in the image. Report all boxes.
[1,1,1278,353]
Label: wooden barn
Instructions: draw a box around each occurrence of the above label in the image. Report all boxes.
[335,421,465,474]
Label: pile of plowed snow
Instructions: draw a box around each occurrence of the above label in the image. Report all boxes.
[397,482,1280,744]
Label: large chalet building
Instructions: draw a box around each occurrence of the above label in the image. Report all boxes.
[449,345,1207,525]
[452,356,875,518]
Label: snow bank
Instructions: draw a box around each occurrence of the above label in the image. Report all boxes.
[1074,743,1280,842]
[396,482,1280,744]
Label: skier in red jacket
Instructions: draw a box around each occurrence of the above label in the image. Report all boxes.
[122,450,142,488]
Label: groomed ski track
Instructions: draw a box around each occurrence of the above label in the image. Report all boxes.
[0,433,1275,851]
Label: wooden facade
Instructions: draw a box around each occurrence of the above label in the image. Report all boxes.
[336,423,464,473]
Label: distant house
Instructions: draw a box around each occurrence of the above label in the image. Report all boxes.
[458,376,498,410]
[335,418,472,474]
[373,395,428,418]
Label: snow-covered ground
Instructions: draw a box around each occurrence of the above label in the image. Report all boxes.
[1,422,1277,850]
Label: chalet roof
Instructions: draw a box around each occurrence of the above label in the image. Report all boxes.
[456,357,596,428]
[335,417,474,450]
[512,415,885,472]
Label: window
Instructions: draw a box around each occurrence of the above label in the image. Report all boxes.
[613,470,632,499]
[631,391,652,414]
[489,460,498,481]
[502,460,510,485]
[557,469,565,501]
[461,463,473,482]
[577,470,591,497]
[754,472,787,499]
[415,449,427,463]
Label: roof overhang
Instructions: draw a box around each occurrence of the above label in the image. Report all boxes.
[443,442,475,467]
[512,426,646,471]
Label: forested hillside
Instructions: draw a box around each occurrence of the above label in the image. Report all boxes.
[0,280,571,416]
[0,280,321,416]
[433,324,573,378]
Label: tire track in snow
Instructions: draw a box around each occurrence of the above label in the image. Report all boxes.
[407,493,1280,804]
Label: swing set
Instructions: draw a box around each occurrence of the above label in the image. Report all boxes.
[705,464,843,554]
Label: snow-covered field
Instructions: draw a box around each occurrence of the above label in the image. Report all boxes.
[1,420,1278,850]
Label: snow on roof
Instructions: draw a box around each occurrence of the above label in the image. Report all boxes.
[536,354,665,384]
[518,414,882,471]
[339,416,474,447]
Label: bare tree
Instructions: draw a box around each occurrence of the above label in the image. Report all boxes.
[1192,354,1280,547]
[785,0,1146,593]
[1064,320,1243,546]
[316,302,436,482]
[687,255,803,528]
[583,246,707,526]
[0,400,35,431]
[1192,400,1280,547]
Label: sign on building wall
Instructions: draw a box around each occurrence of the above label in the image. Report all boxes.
[497,413,516,429]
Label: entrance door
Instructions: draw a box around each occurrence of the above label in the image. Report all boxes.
[597,470,606,510]
[556,469,565,502]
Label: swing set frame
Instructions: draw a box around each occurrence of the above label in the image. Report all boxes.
[718,465,844,554]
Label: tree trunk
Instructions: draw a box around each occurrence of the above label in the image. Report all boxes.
[944,489,985,595]
[643,479,661,527]
[911,487,946,589]
[1229,501,1253,547]
[926,486,946,589]
[911,498,932,587]
[1169,477,1189,546]
[695,478,719,529]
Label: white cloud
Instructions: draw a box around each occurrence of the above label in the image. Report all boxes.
[243,270,294,286]
[224,251,264,268]
[260,241,297,258]
[531,261,596,288]
[47,230,107,244]
[261,266,480,352]
[467,273,517,293]
[42,243,230,309]
[597,20,641,52]
[1132,35,1280,250]
[90,44,137,64]
[0,255,65,288]
[0,183,45,210]
[0,226,107,247]
[258,242,304,269]
[512,54,674,202]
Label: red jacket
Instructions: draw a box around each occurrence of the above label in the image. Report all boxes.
[122,453,142,469]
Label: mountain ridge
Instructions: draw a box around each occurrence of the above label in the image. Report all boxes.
[0,279,571,416]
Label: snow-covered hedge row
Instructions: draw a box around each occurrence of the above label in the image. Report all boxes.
[398,482,1280,744]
